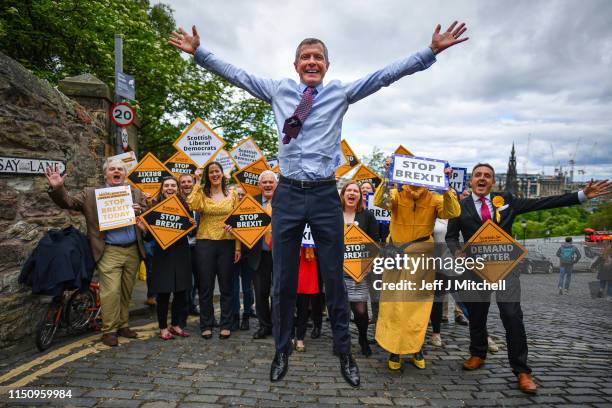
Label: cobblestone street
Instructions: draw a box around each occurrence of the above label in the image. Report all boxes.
[1,271,611,407]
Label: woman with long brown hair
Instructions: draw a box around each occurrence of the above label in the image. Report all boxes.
[341,181,380,356]
[187,161,241,340]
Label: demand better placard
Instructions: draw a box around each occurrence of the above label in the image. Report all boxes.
[233,157,269,196]
[95,185,136,231]
[389,154,448,190]
[224,195,271,249]
[141,195,196,250]
[343,224,379,283]
[463,220,527,282]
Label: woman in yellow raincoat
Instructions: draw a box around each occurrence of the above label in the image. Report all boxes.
[374,156,460,370]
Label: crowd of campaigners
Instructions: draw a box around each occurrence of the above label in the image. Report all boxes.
[44,156,611,394]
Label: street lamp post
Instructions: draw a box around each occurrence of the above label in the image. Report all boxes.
[521,220,527,245]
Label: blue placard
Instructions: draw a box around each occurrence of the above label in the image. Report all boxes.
[389,154,449,190]
[365,193,390,224]
[448,166,468,193]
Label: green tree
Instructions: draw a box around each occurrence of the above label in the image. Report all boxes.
[361,146,387,177]
[0,0,277,161]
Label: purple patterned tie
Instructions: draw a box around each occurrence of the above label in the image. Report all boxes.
[282,87,316,144]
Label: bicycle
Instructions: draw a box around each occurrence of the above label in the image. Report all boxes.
[34,281,101,351]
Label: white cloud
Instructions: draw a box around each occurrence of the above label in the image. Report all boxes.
[158,0,612,180]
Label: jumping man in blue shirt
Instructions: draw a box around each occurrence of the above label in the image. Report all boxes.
[169,21,469,387]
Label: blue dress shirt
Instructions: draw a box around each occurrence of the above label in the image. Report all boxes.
[195,46,436,180]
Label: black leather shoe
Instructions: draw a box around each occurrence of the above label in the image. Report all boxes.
[240,316,250,331]
[270,346,292,382]
[310,326,321,339]
[253,328,272,339]
[339,353,360,387]
[455,315,469,326]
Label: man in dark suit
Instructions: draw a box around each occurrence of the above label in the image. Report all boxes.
[246,170,278,339]
[446,163,610,394]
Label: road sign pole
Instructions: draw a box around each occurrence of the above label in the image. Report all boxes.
[114,34,124,154]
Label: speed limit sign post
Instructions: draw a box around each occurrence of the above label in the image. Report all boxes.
[110,102,136,127]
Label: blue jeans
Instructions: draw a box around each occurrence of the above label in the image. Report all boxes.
[232,260,255,317]
[558,265,573,289]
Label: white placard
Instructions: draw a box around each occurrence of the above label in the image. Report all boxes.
[173,118,225,167]
[211,149,238,177]
[230,137,264,169]
[95,185,136,231]
[302,224,315,248]
[449,167,468,193]
[365,193,391,224]
[107,151,137,173]
[389,154,448,190]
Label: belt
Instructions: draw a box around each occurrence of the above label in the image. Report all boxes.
[279,174,336,189]
[105,242,136,248]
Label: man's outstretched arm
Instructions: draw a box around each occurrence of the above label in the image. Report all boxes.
[169,26,277,103]
[344,21,469,104]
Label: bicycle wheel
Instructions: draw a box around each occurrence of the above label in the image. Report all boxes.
[66,289,96,331]
[35,298,62,351]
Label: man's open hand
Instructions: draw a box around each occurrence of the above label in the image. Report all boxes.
[430,21,468,55]
[583,179,612,199]
[169,26,201,55]
[44,165,66,190]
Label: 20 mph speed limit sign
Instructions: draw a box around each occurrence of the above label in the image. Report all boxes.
[110,103,136,127]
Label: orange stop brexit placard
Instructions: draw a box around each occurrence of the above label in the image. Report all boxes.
[224,194,271,249]
[351,164,383,188]
[463,220,527,283]
[127,152,173,197]
[233,157,270,196]
[140,195,196,250]
[164,150,198,178]
[394,145,413,156]
[343,224,379,283]
[335,139,360,177]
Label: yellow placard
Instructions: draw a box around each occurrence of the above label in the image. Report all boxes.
[164,150,198,178]
[224,195,271,249]
[95,185,136,231]
[351,164,383,188]
[463,220,527,283]
[335,139,360,177]
[343,224,379,283]
[140,195,196,250]
[127,152,173,197]
[233,157,270,197]
[394,145,414,156]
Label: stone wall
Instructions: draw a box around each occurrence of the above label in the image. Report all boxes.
[0,51,111,351]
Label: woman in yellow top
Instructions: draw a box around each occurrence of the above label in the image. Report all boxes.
[374,156,460,370]
[187,161,241,340]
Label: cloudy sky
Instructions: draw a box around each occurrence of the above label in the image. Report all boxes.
[157,0,612,181]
